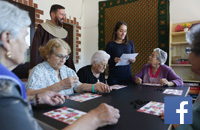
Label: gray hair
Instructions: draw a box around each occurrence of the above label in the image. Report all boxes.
[153,48,167,65]
[91,50,110,64]
[186,24,200,56]
[0,1,31,45]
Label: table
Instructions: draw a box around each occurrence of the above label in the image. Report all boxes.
[33,83,190,130]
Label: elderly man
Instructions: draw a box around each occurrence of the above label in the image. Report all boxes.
[30,4,75,71]
[133,48,183,86]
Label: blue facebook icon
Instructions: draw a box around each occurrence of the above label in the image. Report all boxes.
[164,96,193,124]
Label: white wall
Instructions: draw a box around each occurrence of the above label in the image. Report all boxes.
[170,0,200,23]
[34,0,83,22]
[33,0,200,71]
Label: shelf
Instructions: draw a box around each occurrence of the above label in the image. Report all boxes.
[171,42,189,45]
[171,64,191,67]
[170,21,200,84]
[171,31,187,36]
[183,80,200,83]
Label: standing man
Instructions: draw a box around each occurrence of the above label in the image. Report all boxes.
[30,4,76,71]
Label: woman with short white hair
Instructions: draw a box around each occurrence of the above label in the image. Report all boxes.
[77,50,110,84]
[133,48,183,86]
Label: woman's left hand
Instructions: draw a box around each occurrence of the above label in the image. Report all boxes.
[159,112,164,120]
[160,78,169,86]
[129,58,136,64]
[95,82,111,93]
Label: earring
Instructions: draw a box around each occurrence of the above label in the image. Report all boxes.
[7,52,11,58]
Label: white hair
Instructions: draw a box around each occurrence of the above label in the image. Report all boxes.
[153,48,167,65]
[0,1,31,45]
[91,50,110,64]
[186,24,200,56]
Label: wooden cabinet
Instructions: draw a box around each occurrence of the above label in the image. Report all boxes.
[169,21,200,83]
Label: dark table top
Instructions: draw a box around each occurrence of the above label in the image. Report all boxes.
[33,83,190,130]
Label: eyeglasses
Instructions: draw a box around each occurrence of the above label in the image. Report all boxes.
[185,47,193,54]
[149,54,158,58]
[54,53,69,60]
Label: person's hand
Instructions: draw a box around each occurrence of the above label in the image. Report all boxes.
[159,112,164,120]
[59,76,79,90]
[135,77,142,84]
[38,91,65,106]
[114,57,121,63]
[129,58,136,64]
[89,103,120,127]
[95,82,111,93]
[160,78,169,86]
[159,112,180,129]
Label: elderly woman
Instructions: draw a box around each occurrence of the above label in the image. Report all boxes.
[160,24,200,130]
[77,50,110,84]
[133,48,183,86]
[26,38,111,96]
[0,1,65,129]
[0,1,119,130]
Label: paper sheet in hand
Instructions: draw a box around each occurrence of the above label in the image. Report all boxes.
[116,53,138,66]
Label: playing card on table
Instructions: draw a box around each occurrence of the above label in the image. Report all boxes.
[137,101,164,116]
[68,93,102,102]
[110,85,127,90]
[163,89,183,96]
[142,83,162,86]
[43,107,86,124]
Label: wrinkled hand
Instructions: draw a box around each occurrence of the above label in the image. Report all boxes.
[89,103,120,127]
[59,76,79,90]
[114,57,121,63]
[159,112,180,129]
[95,82,111,93]
[160,78,169,86]
[159,112,164,120]
[135,77,142,84]
[129,58,136,64]
[38,91,65,106]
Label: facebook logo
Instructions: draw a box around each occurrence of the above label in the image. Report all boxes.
[164,96,193,124]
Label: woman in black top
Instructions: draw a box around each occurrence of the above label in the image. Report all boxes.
[77,50,110,84]
[105,21,136,85]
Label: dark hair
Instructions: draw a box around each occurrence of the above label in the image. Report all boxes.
[186,23,200,56]
[111,21,129,45]
[49,4,65,17]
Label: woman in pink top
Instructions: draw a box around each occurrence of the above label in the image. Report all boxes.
[133,48,183,86]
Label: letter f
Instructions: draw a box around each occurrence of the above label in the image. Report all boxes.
[176,101,188,124]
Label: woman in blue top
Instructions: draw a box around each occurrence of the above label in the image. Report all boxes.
[105,21,136,85]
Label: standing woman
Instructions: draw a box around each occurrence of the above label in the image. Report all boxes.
[105,21,136,85]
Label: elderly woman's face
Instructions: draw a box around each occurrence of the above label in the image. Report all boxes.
[148,51,161,66]
[189,52,200,75]
[93,59,108,73]
[10,26,28,65]
[47,47,68,71]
